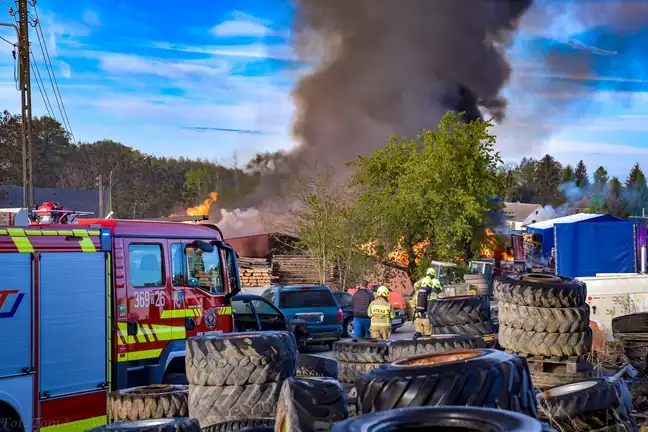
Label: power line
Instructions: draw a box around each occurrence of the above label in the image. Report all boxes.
[0,35,13,45]
[31,3,76,143]
[30,50,54,118]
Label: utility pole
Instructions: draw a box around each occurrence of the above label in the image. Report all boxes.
[17,0,33,208]
[98,174,104,218]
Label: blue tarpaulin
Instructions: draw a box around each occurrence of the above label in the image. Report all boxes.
[555,221,637,277]
[526,213,623,259]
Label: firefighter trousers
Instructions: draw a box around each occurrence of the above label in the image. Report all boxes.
[370,326,391,340]
[415,317,432,335]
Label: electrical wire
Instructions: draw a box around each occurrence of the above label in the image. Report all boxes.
[32,3,76,143]
[30,50,54,118]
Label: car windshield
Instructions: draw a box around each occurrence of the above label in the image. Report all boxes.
[279,289,336,308]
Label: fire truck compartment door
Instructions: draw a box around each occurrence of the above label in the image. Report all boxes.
[0,253,32,378]
[39,253,108,397]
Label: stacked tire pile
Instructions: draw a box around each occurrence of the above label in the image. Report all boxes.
[613,312,648,376]
[185,331,297,428]
[428,295,498,346]
[333,339,391,385]
[537,378,638,432]
[495,273,593,389]
[108,385,189,422]
[354,349,538,419]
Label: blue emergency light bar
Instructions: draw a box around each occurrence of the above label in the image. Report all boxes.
[100,228,112,251]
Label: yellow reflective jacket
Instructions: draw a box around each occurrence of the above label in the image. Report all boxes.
[414,275,442,291]
[368,297,395,328]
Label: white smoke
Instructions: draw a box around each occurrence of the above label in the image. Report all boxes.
[215,207,266,239]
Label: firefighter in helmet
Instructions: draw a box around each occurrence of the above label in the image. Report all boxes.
[368,285,396,340]
[413,266,443,336]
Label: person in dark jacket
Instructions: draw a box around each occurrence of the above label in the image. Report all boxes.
[351,280,374,338]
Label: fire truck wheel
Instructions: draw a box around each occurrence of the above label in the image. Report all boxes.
[332,339,391,363]
[188,382,282,427]
[389,334,485,361]
[87,417,200,432]
[185,331,296,386]
[337,361,384,384]
[432,320,497,336]
[498,302,590,333]
[499,325,592,357]
[330,406,549,432]
[427,295,490,326]
[493,275,586,308]
[275,377,347,432]
[538,378,637,432]
[355,349,537,419]
[296,353,339,379]
[108,385,189,422]
[201,418,275,432]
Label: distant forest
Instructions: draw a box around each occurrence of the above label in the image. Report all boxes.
[1,111,646,219]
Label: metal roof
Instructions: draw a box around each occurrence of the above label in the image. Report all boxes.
[526,213,607,230]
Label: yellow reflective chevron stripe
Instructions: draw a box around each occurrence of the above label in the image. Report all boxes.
[1,227,101,252]
[7,228,35,253]
[218,306,232,315]
[41,415,106,432]
[116,322,186,344]
[126,349,163,362]
[160,308,203,319]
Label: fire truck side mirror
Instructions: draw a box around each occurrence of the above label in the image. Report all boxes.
[188,240,214,253]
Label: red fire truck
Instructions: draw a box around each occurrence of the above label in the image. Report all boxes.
[0,208,241,432]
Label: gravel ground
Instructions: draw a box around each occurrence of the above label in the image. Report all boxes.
[302,323,417,359]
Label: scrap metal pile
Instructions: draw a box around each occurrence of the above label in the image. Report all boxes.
[91,273,645,431]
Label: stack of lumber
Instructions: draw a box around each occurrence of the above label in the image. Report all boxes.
[272,254,322,285]
[238,257,272,287]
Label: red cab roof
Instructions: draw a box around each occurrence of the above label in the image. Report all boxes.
[76,219,224,240]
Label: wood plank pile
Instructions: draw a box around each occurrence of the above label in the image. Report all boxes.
[238,257,272,287]
[272,254,322,285]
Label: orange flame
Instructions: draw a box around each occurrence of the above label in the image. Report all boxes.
[501,250,514,261]
[480,228,496,258]
[171,192,218,217]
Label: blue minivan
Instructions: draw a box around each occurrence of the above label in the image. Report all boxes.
[262,285,343,348]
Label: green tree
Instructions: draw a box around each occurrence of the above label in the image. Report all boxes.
[268,164,371,288]
[625,163,648,217]
[593,166,609,190]
[574,160,589,188]
[349,111,503,282]
[562,165,575,184]
[604,177,628,218]
[534,155,564,206]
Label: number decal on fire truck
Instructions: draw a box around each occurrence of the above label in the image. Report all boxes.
[134,290,166,308]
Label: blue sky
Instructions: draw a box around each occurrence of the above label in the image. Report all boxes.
[0,0,647,179]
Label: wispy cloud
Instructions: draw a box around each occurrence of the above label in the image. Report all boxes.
[59,60,71,78]
[82,10,101,27]
[210,11,274,37]
[181,126,269,135]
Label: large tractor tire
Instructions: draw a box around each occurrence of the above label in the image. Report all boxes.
[355,349,537,419]
[296,353,338,379]
[338,361,384,384]
[331,406,553,432]
[86,418,200,432]
[188,383,281,427]
[612,312,648,334]
[499,325,592,356]
[427,295,490,326]
[493,274,586,308]
[275,377,347,432]
[498,302,590,333]
[389,334,484,361]
[332,339,390,363]
[185,332,296,386]
[433,320,497,336]
[202,419,274,432]
[108,385,189,422]
[538,378,638,432]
